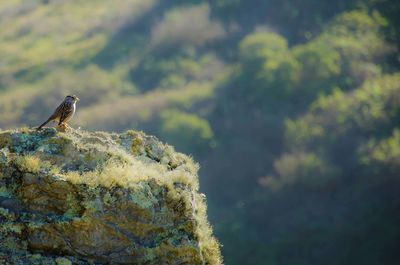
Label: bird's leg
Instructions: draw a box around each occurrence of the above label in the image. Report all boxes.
[56,122,69,132]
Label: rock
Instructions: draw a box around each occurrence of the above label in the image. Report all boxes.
[0,128,222,264]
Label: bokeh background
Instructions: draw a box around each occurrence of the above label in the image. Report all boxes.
[1,0,399,264]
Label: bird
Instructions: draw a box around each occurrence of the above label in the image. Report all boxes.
[37,95,80,130]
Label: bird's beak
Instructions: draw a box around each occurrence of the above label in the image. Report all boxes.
[76,97,80,101]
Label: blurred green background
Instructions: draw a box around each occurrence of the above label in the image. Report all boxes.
[0,0,399,264]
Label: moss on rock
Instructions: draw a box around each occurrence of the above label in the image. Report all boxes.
[0,128,222,264]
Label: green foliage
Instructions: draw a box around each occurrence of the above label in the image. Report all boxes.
[150,4,225,48]
[261,152,338,190]
[293,41,341,96]
[270,73,399,193]
[131,51,224,91]
[229,11,390,109]
[359,128,400,172]
[258,73,400,265]
[317,11,390,87]
[159,110,214,155]
[238,31,300,99]
[286,74,400,149]
[0,0,154,82]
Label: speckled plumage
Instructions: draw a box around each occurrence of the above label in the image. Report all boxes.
[37,95,79,130]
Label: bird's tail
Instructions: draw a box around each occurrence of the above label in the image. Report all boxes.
[37,119,51,130]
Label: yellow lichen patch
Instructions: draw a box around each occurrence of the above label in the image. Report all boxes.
[20,127,31,134]
[55,257,72,265]
[49,166,61,175]
[166,170,199,190]
[149,243,203,264]
[14,155,41,173]
[131,137,144,155]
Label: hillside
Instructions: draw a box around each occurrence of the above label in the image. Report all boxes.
[0,1,399,264]
[0,128,221,264]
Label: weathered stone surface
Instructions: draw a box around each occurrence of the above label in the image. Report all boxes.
[0,128,222,264]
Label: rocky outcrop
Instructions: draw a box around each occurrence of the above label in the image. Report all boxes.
[0,128,222,264]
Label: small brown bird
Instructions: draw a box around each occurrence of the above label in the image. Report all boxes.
[37,95,79,130]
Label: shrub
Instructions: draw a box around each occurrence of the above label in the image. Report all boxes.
[14,155,41,173]
[260,152,337,190]
[150,4,225,48]
[238,31,300,100]
[293,40,341,97]
[159,110,214,155]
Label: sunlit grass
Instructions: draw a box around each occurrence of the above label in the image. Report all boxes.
[0,0,155,76]
[75,81,218,130]
[14,155,41,173]
[62,156,199,191]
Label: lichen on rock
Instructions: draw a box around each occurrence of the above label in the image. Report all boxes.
[0,128,222,264]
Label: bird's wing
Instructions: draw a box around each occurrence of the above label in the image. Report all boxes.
[47,102,66,121]
[59,101,73,123]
